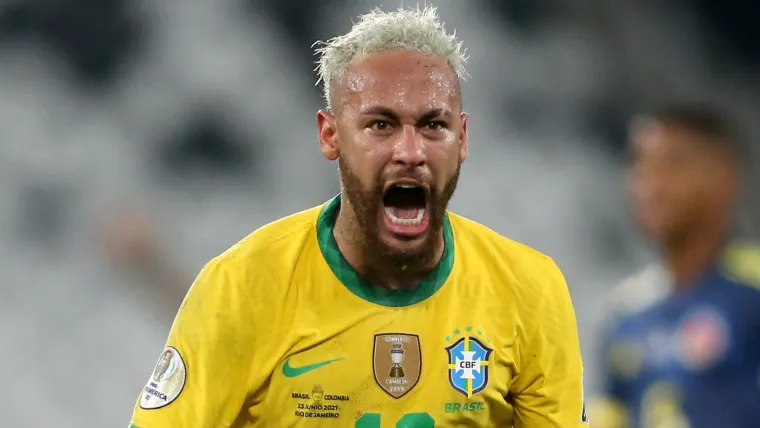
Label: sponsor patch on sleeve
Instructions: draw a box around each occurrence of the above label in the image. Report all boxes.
[140,346,186,410]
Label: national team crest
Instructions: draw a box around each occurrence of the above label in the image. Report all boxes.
[678,306,730,370]
[446,335,493,398]
[372,333,422,399]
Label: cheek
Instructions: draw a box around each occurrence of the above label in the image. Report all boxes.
[427,144,461,180]
[672,167,712,199]
[445,138,464,167]
[658,180,708,218]
[342,149,384,186]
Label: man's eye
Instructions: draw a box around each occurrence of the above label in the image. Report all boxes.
[425,121,446,131]
[369,121,392,131]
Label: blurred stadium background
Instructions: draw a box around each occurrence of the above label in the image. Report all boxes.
[0,0,757,426]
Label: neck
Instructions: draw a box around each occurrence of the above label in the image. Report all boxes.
[333,202,443,290]
[664,221,727,290]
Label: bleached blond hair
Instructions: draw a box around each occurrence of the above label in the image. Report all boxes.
[314,5,468,110]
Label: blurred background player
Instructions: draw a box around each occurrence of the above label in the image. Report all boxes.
[591,104,760,428]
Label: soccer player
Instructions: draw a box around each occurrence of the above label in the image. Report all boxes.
[129,6,586,427]
[592,105,760,428]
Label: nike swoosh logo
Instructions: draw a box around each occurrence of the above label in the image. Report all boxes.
[282,357,343,377]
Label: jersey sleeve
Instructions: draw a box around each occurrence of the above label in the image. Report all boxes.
[510,259,588,427]
[129,257,256,428]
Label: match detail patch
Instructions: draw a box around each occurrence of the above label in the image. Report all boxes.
[140,346,186,410]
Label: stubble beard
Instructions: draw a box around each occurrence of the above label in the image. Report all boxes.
[337,157,460,284]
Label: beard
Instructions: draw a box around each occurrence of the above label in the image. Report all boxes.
[337,157,460,282]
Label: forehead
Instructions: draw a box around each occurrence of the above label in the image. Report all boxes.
[336,50,460,114]
[632,121,710,154]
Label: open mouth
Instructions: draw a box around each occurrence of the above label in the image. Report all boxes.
[382,183,428,231]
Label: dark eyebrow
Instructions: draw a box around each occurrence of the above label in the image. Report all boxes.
[359,107,451,125]
[360,106,401,122]
[417,108,450,125]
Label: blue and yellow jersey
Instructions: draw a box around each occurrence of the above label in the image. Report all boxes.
[595,242,760,428]
[129,195,586,427]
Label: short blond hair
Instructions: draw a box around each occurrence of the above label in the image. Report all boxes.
[314,5,468,109]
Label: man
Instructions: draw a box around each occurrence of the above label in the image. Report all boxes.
[593,105,760,428]
[129,6,586,427]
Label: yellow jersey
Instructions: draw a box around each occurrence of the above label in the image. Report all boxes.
[129,195,586,428]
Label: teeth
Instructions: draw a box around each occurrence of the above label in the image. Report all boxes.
[384,208,425,226]
[395,183,418,189]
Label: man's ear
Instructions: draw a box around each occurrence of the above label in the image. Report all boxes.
[317,109,339,161]
[459,112,469,163]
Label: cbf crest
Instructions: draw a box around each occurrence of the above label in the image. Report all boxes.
[373,333,422,399]
[446,330,493,398]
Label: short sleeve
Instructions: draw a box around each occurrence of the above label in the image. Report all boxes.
[510,259,588,427]
[129,257,256,427]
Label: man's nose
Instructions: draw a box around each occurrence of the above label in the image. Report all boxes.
[391,125,426,167]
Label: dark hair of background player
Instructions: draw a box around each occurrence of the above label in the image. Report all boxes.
[640,103,750,171]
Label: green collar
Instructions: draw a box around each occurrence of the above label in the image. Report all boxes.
[316,195,454,307]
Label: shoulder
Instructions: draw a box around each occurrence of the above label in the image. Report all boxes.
[601,308,651,383]
[447,212,564,295]
[196,204,323,298]
[607,264,671,319]
[216,204,321,268]
[607,302,657,337]
[449,214,581,360]
[449,211,555,264]
[718,240,760,294]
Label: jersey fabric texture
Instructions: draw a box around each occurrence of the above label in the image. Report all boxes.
[597,242,760,428]
[129,195,586,428]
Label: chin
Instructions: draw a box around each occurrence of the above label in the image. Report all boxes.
[380,232,428,254]
[379,236,440,270]
[639,222,672,242]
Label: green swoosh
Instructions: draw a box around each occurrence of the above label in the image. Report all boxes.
[282,357,343,377]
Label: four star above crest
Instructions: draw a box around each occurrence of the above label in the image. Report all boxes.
[446,327,490,343]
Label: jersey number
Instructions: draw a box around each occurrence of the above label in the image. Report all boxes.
[355,412,434,427]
